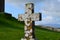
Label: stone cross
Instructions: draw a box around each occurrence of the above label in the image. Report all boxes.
[18,3,41,40]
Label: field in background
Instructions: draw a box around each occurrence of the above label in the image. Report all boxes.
[0,12,60,40]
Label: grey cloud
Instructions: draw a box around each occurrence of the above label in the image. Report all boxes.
[40,0,60,17]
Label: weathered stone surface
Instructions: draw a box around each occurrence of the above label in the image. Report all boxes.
[18,13,41,21]
[18,3,41,40]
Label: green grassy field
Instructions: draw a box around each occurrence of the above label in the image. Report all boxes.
[0,13,60,40]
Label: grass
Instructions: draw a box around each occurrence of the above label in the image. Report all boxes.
[0,12,60,40]
[35,27,60,40]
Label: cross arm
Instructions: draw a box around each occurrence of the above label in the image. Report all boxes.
[31,13,41,21]
[18,14,25,21]
[18,13,41,21]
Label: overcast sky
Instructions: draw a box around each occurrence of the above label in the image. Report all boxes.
[5,0,60,27]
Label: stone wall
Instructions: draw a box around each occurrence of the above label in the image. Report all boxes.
[36,25,60,32]
[0,0,4,12]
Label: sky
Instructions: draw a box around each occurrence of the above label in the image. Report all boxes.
[5,0,60,28]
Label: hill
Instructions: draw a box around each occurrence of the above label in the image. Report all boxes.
[0,12,60,40]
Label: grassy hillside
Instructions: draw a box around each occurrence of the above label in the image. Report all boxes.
[0,12,60,40]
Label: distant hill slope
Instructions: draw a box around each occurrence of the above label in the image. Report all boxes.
[0,12,60,40]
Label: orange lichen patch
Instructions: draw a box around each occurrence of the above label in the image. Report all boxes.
[27,21,30,23]
[27,26,32,30]
[28,8,32,10]
[19,16,22,19]
[27,22,32,30]
[29,33,32,36]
